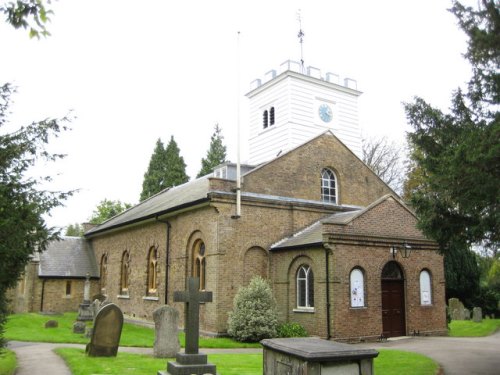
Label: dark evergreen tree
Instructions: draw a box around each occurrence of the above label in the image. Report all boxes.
[164,135,189,187]
[0,83,73,348]
[404,0,499,255]
[197,124,227,178]
[140,138,168,201]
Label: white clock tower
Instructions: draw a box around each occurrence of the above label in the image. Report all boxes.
[246,60,362,165]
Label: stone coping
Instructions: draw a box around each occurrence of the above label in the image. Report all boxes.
[260,338,379,362]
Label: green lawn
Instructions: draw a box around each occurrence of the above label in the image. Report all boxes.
[448,319,500,337]
[56,348,438,375]
[5,312,260,348]
[0,349,17,375]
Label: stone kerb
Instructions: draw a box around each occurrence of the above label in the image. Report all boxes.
[153,306,181,358]
[86,303,123,357]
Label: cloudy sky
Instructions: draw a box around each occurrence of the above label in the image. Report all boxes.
[0,0,473,229]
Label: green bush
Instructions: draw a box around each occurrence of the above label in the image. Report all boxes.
[227,276,278,342]
[277,322,308,338]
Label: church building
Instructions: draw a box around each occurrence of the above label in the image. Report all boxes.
[10,61,447,341]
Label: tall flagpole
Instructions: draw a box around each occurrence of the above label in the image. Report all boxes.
[235,31,242,218]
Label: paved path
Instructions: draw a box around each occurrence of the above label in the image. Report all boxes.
[8,331,500,374]
[356,330,500,375]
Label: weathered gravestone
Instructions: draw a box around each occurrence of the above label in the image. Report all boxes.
[448,298,467,320]
[86,303,123,357]
[77,273,93,321]
[44,320,58,328]
[153,306,180,358]
[473,307,483,322]
[159,277,216,375]
[73,321,86,334]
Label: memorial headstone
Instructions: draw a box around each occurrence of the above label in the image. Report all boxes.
[73,321,86,334]
[473,307,483,322]
[86,303,123,357]
[159,277,216,375]
[77,273,93,321]
[448,298,466,320]
[153,306,181,358]
[44,320,58,328]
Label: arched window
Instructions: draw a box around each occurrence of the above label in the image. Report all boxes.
[321,168,337,204]
[350,268,365,307]
[120,251,130,295]
[297,265,314,309]
[263,110,269,129]
[270,107,275,126]
[193,241,206,290]
[100,254,107,293]
[420,270,432,305]
[147,246,158,295]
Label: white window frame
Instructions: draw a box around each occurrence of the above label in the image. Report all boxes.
[321,168,338,204]
[420,270,432,305]
[350,268,365,308]
[296,265,314,310]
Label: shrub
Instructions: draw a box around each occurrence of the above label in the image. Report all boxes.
[277,322,308,338]
[227,276,278,342]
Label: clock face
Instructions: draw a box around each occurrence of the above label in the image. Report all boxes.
[318,104,333,123]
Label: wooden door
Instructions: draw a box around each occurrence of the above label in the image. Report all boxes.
[381,279,406,337]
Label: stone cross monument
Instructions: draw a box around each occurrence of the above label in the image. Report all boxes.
[77,272,93,321]
[159,277,217,375]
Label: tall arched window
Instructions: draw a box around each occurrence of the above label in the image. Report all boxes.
[269,107,275,126]
[321,168,337,204]
[420,270,432,305]
[120,251,130,295]
[100,254,107,293]
[350,268,365,307]
[147,246,158,295]
[193,241,206,290]
[263,110,269,129]
[297,265,314,309]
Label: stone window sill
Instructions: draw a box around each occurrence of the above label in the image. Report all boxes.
[293,308,315,313]
[117,294,130,299]
[350,306,367,310]
[143,296,159,301]
[420,304,433,307]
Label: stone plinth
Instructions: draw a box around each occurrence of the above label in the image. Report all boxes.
[160,352,216,375]
[261,337,378,375]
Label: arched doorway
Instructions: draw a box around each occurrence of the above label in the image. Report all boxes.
[381,261,406,337]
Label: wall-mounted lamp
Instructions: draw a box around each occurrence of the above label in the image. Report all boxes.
[390,242,412,259]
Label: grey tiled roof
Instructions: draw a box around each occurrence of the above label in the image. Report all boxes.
[85,176,211,235]
[39,237,98,278]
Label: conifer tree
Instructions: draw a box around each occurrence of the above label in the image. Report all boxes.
[140,138,168,201]
[197,124,227,178]
[164,135,189,187]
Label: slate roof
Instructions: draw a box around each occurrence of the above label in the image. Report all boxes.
[39,236,98,278]
[85,175,212,236]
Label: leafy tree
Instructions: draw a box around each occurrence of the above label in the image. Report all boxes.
[197,124,227,178]
[0,83,72,348]
[0,0,53,38]
[140,138,168,201]
[65,223,83,237]
[362,136,405,194]
[88,199,132,224]
[404,0,499,256]
[227,276,278,342]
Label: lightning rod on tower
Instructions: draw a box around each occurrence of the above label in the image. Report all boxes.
[297,9,305,74]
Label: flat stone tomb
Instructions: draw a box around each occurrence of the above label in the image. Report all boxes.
[86,303,123,357]
[160,277,217,375]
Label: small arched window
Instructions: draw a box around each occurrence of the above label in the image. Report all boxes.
[147,246,158,295]
[321,168,337,204]
[270,107,275,126]
[350,268,365,307]
[263,110,269,129]
[297,265,314,309]
[120,251,130,295]
[420,270,432,305]
[193,241,206,290]
[100,254,107,292]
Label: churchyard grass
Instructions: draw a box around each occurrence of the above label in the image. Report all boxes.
[448,319,500,337]
[55,348,437,375]
[0,349,17,375]
[5,313,260,348]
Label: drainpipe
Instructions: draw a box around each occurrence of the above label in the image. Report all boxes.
[323,243,333,340]
[40,279,46,312]
[156,217,171,305]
